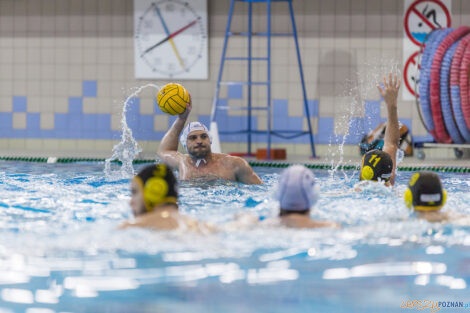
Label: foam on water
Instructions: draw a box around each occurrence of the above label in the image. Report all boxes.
[0,163,470,311]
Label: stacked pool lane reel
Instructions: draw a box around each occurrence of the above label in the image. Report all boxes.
[418,26,470,143]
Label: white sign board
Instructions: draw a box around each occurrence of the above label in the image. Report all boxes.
[402,0,451,100]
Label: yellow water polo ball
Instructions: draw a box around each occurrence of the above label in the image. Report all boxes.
[157,83,190,115]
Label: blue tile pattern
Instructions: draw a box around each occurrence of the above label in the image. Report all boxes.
[0,81,426,146]
[13,96,27,112]
[304,100,319,117]
[82,81,97,98]
[227,84,243,99]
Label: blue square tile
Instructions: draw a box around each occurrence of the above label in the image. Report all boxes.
[154,98,164,115]
[96,114,111,131]
[13,96,27,112]
[26,113,41,137]
[272,99,288,117]
[287,117,303,131]
[197,115,210,127]
[316,117,334,144]
[154,131,165,140]
[0,113,12,130]
[68,113,82,130]
[273,117,287,129]
[10,129,26,138]
[138,115,153,134]
[40,130,55,138]
[83,81,97,98]
[68,97,83,114]
[108,130,120,140]
[228,84,243,99]
[54,114,68,131]
[168,115,178,127]
[125,98,140,118]
[304,100,319,117]
[26,113,40,130]
[82,115,98,138]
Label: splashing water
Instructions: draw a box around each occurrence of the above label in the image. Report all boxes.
[328,59,401,182]
[104,84,160,180]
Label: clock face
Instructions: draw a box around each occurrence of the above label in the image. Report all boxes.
[134,0,208,79]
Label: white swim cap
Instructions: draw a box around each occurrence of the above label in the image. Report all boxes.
[179,122,211,152]
[275,165,320,211]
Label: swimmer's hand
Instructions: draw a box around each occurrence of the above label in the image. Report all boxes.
[377,73,400,109]
[178,95,192,120]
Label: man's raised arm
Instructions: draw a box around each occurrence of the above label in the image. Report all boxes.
[157,100,192,167]
[378,73,401,185]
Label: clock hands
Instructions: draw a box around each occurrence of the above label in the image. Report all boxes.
[141,6,198,69]
[141,17,198,60]
[153,6,185,69]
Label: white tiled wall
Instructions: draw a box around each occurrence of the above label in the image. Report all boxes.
[0,0,468,159]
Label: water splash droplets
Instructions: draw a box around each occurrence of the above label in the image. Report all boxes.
[328,58,401,182]
[104,84,160,180]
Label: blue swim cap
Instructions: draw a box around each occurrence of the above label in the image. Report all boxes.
[275,165,320,211]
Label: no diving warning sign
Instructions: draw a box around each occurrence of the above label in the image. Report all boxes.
[402,0,452,101]
[405,0,451,46]
[404,51,420,98]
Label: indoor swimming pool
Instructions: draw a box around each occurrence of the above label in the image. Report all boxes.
[0,161,469,313]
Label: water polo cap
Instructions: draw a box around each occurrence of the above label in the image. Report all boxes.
[275,165,320,211]
[133,164,178,212]
[404,171,447,212]
[179,122,212,152]
[359,149,393,182]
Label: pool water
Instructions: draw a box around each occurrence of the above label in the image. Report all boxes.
[0,161,469,313]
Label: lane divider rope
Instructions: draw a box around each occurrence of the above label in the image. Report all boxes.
[0,157,469,173]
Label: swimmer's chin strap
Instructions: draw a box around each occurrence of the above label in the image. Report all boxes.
[194,158,207,167]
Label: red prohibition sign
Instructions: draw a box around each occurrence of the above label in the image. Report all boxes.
[404,0,451,46]
[404,51,420,97]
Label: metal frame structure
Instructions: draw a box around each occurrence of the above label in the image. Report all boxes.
[210,0,316,158]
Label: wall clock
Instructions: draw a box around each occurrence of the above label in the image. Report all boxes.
[134,0,208,79]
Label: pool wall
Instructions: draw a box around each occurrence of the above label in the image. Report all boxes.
[0,0,469,158]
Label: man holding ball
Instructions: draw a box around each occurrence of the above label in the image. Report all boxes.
[157,86,262,184]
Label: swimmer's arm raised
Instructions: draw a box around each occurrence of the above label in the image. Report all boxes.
[233,157,262,184]
[379,73,400,185]
[157,99,192,167]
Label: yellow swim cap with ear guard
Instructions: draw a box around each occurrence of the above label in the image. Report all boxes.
[359,149,393,182]
[404,171,446,212]
[133,164,178,212]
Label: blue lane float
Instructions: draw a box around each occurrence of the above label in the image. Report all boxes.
[418,29,452,136]
[440,41,464,143]
[430,27,470,143]
[450,34,470,142]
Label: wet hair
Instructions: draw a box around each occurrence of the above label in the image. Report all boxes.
[359,149,393,182]
[133,164,178,212]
